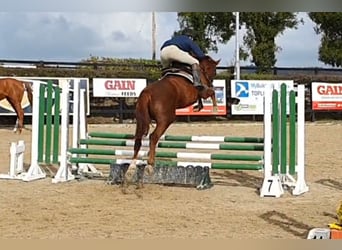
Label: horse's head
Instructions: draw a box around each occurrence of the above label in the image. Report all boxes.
[199,56,220,87]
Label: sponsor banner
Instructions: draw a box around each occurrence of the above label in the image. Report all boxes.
[311,82,342,111]
[176,79,226,116]
[0,77,90,115]
[230,80,294,115]
[93,78,147,97]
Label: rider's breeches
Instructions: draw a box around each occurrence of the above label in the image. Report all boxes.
[160,45,199,68]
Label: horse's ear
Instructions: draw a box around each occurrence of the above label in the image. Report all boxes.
[215,59,221,65]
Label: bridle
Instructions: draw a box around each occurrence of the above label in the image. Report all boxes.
[200,64,215,88]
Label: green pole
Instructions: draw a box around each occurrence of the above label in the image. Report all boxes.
[272,89,279,174]
[289,90,296,175]
[280,84,287,174]
[44,81,53,164]
[52,86,61,164]
[38,84,46,163]
[79,139,264,151]
[87,132,264,143]
[68,148,263,161]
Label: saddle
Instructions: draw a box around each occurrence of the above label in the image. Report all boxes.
[161,62,193,83]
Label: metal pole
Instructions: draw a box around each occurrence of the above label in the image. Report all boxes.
[235,12,240,80]
[152,12,156,60]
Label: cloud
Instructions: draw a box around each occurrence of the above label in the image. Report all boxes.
[275,12,325,67]
[0,12,102,60]
[0,12,329,67]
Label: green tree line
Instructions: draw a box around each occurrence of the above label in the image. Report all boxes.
[176,12,342,73]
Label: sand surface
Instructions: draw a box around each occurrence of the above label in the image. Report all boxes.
[0,121,341,239]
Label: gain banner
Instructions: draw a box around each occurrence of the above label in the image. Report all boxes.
[311,82,342,111]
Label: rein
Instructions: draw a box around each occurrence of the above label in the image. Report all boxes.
[200,66,214,88]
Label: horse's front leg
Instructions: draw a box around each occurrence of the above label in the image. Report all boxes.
[193,98,203,112]
[209,89,218,113]
[195,88,218,113]
[202,88,218,113]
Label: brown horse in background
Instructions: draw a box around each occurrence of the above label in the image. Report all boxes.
[0,78,33,134]
[125,56,221,185]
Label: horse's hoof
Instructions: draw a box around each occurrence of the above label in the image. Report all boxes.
[145,165,154,176]
[193,105,202,112]
[126,165,136,179]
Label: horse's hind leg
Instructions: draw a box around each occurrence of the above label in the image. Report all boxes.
[123,137,143,189]
[147,119,173,175]
[13,118,19,133]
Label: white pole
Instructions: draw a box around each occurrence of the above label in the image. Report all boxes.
[263,86,272,179]
[235,12,240,80]
[293,84,309,195]
[23,81,46,181]
[72,79,80,152]
[52,81,75,183]
[29,81,41,170]
[79,89,87,143]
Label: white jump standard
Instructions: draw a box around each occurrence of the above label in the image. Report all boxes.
[260,84,309,197]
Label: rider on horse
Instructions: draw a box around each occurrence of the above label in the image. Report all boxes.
[160,29,207,92]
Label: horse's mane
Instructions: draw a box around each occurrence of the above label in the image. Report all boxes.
[199,55,214,63]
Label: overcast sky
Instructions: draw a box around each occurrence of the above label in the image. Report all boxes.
[0,12,328,68]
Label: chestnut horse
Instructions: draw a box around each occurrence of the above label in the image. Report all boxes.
[0,78,33,134]
[125,56,220,184]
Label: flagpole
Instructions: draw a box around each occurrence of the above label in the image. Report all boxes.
[152,12,156,60]
[235,12,240,80]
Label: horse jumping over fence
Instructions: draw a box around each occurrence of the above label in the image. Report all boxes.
[125,56,239,187]
[0,78,33,134]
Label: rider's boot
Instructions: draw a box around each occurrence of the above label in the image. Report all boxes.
[191,63,206,112]
[191,63,207,92]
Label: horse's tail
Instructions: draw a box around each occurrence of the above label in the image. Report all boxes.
[23,81,33,107]
[134,92,151,139]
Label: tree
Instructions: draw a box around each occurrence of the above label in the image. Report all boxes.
[240,12,301,73]
[308,12,342,67]
[176,12,302,74]
[176,12,235,54]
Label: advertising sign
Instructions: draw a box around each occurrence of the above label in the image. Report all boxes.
[311,82,342,111]
[230,80,294,115]
[176,79,226,116]
[0,77,90,115]
[93,78,147,97]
